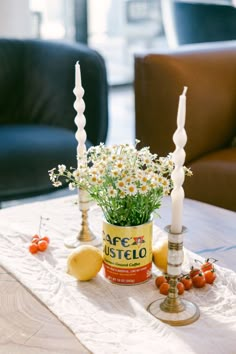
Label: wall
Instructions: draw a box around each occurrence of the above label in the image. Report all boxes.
[0,0,32,38]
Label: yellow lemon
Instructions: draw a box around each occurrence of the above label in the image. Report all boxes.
[67,245,103,281]
[152,239,168,273]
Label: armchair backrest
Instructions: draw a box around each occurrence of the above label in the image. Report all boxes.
[0,39,108,145]
[0,39,24,124]
[135,41,236,163]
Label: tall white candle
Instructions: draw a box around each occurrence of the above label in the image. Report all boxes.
[73,62,90,211]
[74,61,87,164]
[170,87,188,234]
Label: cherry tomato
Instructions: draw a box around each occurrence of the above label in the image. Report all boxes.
[32,234,40,240]
[180,275,193,290]
[29,243,38,254]
[38,240,48,252]
[204,269,216,284]
[192,272,206,288]
[177,282,185,295]
[41,236,50,244]
[31,237,39,244]
[189,266,201,278]
[155,275,168,288]
[159,282,170,295]
[201,258,217,273]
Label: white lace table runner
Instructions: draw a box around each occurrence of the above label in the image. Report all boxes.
[0,196,236,354]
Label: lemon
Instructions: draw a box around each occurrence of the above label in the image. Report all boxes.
[67,245,103,281]
[152,239,168,273]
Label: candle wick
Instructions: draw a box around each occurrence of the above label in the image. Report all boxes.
[182,86,188,96]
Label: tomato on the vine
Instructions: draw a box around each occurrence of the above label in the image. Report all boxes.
[38,240,48,252]
[192,272,206,288]
[201,258,217,273]
[204,269,216,284]
[155,275,168,288]
[189,267,200,279]
[159,282,170,295]
[177,282,185,295]
[29,234,50,254]
[180,275,193,290]
[29,243,38,254]
[41,236,50,244]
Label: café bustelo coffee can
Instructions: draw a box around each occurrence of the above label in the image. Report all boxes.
[102,219,153,285]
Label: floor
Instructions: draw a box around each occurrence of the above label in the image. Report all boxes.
[2,86,135,208]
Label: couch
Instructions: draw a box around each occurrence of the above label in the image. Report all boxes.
[162,0,236,47]
[0,39,108,202]
[135,41,236,211]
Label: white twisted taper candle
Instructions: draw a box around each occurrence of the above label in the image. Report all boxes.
[73,62,90,212]
[74,61,87,163]
[170,87,188,234]
[64,61,97,247]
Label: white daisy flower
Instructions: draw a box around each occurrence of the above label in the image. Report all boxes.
[163,189,169,196]
[110,154,117,161]
[161,177,169,188]
[140,175,148,184]
[108,186,117,198]
[139,184,149,194]
[73,169,80,177]
[53,181,62,187]
[58,164,66,174]
[126,184,137,196]
[117,180,125,190]
[144,157,152,165]
[98,167,105,175]
[111,169,119,177]
[124,175,133,184]
[69,182,75,190]
[49,175,56,182]
[90,168,97,175]
[90,175,98,184]
[116,161,124,169]
[153,175,162,184]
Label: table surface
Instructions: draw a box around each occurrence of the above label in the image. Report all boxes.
[0,196,235,354]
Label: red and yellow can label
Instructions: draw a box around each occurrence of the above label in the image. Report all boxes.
[102,220,153,285]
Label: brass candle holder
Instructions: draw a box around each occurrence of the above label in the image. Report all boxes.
[147,225,200,326]
[64,63,100,248]
[64,189,101,248]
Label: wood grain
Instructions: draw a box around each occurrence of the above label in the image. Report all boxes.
[0,266,90,354]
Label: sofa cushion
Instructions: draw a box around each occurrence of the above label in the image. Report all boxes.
[185,147,236,211]
[0,125,82,201]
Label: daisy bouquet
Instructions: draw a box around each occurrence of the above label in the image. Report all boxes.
[49,141,192,226]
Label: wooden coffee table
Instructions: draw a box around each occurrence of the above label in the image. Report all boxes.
[0,196,235,353]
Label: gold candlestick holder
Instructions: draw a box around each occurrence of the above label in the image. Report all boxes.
[147,225,200,326]
[64,63,101,248]
[64,189,101,248]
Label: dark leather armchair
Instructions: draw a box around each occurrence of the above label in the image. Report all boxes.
[162,0,236,47]
[0,39,108,202]
[135,41,236,211]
